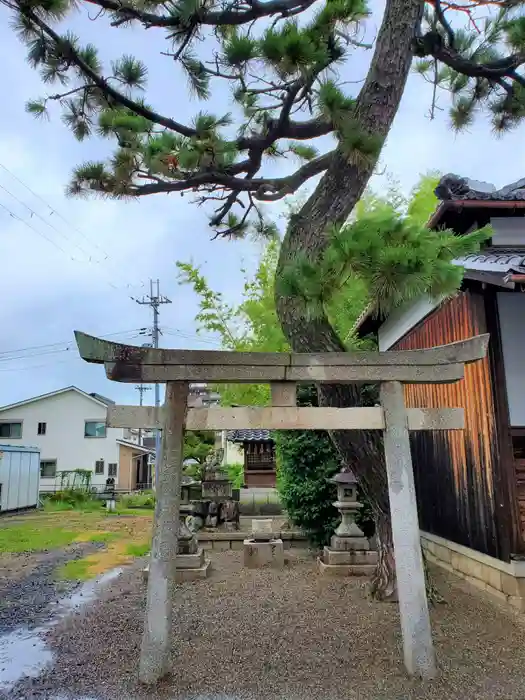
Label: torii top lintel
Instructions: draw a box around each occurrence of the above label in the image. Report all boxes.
[74,331,489,385]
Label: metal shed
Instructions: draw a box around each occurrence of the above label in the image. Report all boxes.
[0,444,40,513]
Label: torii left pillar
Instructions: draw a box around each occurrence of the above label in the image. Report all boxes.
[139,381,188,684]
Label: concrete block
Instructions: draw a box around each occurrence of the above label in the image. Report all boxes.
[468,559,484,581]
[142,558,211,584]
[176,559,211,582]
[330,535,370,551]
[231,538,244,550]
[200,540,213,551]
[243,539,284,568]
[501,572,520,597]
[433,544,451,564]
[317,557,376,577]
[212,539,231,551]
[425,540,436,555]
[251,519,275,540]
[323,548,378,566]
[450,552,463,574]
[177,549,205,569]
[484,565,502,593]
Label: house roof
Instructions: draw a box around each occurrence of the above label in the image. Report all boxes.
[429,175,525,233]
[434,175,525,202]
[354,247,525,339]
[227,429,273,443]
[352,175,525,339]
[116,439,154,454]
[0,386,114,413]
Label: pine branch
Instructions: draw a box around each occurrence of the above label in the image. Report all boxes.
[17,5,199,138]
[84,0,317,29]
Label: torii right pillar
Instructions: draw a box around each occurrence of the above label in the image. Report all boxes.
[381,380,436,678]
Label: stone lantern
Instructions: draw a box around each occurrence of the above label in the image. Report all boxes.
[318,469,378,576]
[332,470,368,543]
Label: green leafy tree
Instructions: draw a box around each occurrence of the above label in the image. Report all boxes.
[276,383,375,548]
[4,0,512,595]
[183,430,216,480]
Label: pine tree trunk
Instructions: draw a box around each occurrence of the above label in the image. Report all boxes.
[370,509,398,601]
[275,0,423,599]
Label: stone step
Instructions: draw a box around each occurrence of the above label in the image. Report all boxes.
[142,556,211,583]
[323,547,378,566]
[317,557,376,577]
[177,548,205,569]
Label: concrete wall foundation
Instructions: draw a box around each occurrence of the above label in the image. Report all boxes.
[421,531,525,611]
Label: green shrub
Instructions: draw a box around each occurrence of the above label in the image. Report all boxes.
[226,463,244,489]
[276,385,375,548]
[43,490,102,512]
[120,491,155,509]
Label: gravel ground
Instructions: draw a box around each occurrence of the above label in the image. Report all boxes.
[7,548,525,700]
[0,543,104,634]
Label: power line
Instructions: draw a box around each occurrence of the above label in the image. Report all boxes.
[0,198,143,300]
[0,200,76,259]
[162,327,222,346]
[0,160,111,259]
[0,181,95,262]
[0,163,150,298]
[0,328,147,360]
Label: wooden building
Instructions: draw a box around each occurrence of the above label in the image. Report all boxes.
[227,429,276,487]
[356,174,525,609]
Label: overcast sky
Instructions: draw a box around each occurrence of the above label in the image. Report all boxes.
[1,2,524,407]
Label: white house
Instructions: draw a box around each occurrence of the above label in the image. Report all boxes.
[0,387,152,493]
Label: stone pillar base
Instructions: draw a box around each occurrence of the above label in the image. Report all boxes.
[323,547,378,566]
[243,539,284,569]
[317,557,376,577]
[319,540,377,577]
[331,534,370,551]
[142,548,211,583]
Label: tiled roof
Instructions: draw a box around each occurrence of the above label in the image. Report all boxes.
[435,174,525,202]
[227,429,273,442]
[454,248,525,275]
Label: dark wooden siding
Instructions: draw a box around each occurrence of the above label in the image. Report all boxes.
[392,291,502,558]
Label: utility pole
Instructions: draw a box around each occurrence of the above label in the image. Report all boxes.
[136,279,172,487]
[135,384,151,446]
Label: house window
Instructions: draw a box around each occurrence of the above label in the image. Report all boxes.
[0,422,22,439]
[95,460,105,475]
[85,421,106,438]
[40,460,57,478]
[37,422,47,436]
[108,463,117,477]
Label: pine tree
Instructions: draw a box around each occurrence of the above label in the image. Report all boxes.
[4,0,523,597]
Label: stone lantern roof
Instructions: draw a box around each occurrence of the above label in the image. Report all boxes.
[331,470,357,485]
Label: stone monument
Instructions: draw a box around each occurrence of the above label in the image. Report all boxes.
[143,507,211,583]
[199,448,239,530]
[318,469,378,576]
[243,518,284,569]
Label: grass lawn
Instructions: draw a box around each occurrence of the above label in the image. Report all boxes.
[0,509,153,581]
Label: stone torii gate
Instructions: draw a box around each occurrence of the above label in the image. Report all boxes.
[74,330,489,685]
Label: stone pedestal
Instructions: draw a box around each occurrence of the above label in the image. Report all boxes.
[319,469,377,577]
[244,538,284,569]
[142,515,211,583]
